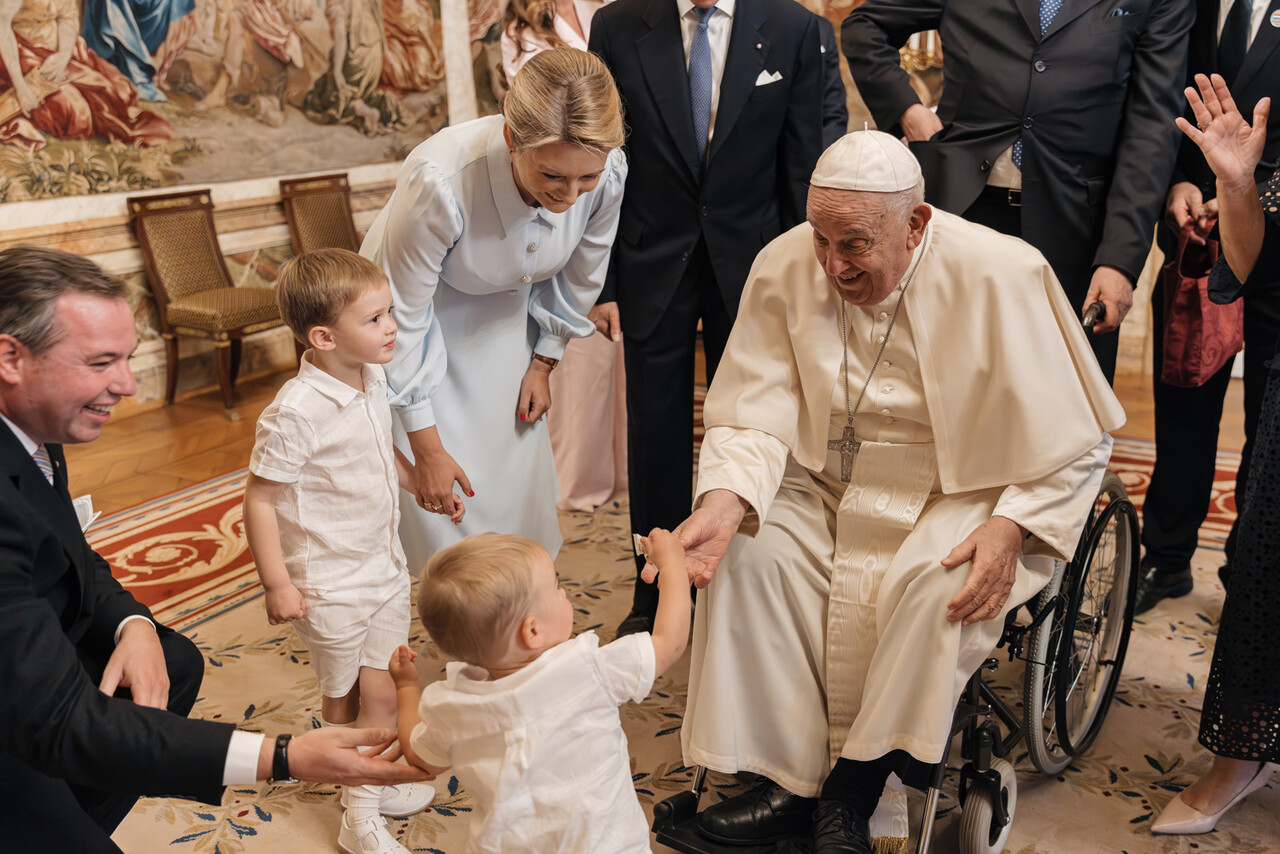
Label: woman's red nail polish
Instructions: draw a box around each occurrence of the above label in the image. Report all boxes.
[467,490,475,497]
[519,413,525,421]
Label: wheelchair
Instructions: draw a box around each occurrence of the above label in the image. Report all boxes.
[651,470,1140,854]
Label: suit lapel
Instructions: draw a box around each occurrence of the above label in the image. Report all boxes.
[637,0,702,179]
[0,424,89,580]
[1042,0,1108,40]
[707,0,767,163]
[1232,0,1280,92]
[1015,0,1041,39]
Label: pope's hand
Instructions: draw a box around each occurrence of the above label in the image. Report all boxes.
[670,490,747,588]
[941,515,1025,627]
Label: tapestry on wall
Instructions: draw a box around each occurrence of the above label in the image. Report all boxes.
[0,0,502,200]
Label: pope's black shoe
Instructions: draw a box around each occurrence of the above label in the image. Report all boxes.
[696,779,817,844]
[810,799,873,854]
[1134,558,1193,615]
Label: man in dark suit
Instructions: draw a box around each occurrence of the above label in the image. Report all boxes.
[1139,0,1280,612]
[588,0,824,635]
[0,246,426,853]
[843,0,1194,381]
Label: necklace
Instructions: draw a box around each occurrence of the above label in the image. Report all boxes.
[828,224,929,482]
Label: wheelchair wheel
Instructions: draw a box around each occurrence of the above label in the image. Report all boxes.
[957,759,1017,854]
[1022,558,1072,774]
[1053,472,1139,757]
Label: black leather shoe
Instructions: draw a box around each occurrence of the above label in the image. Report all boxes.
[811,800,873,853]
[1134,559,1193,615]
[615,610,654,638]
[697,779,817,844]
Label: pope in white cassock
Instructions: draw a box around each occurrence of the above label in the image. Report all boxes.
[670,132,1127,853]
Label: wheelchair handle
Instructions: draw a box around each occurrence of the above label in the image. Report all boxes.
[1082,301,1106,332]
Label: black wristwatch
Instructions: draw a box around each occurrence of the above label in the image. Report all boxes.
[271,733,299,784]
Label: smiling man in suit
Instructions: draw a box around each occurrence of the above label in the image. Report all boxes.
[0,246,426,853]
[844,0,1194,382]
[589,0,824,636]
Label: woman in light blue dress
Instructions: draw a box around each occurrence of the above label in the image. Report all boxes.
[362,47,626,567]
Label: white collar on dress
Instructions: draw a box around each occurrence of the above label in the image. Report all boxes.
[485,118,564,238]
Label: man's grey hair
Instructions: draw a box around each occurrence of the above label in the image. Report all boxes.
[883,178,926,224]
[0,246,128,355]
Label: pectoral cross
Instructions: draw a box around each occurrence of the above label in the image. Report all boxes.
[827,422,860,483]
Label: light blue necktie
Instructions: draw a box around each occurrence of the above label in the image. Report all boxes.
[32,444,54,485]
[688,6,715,166]
[1013,0,1065,169]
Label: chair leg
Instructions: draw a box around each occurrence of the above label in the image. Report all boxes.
[229,339,242,385]
[214,341,240,421]
[163,335,179,405]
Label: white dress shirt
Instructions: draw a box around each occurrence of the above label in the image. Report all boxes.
[676,0,736,144]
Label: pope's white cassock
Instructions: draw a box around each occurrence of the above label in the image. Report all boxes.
[681,205,1126,798]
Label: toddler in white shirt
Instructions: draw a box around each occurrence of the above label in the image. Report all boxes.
[242,249,433,854]
[389,530,691,853]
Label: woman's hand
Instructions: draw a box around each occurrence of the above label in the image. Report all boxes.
[517,359,553,423]
[1176,73,1271,189]
[406,427,470,524]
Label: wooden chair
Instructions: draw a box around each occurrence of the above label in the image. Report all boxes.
[279,173,361,255]
[128,189,289,421]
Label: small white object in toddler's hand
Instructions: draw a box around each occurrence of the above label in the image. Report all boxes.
[633,532,647,557]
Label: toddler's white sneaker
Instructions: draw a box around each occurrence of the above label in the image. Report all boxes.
[341,783,435,818]
[337,810,411,854]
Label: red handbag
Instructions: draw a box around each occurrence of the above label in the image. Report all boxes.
[1160,225,1244,388]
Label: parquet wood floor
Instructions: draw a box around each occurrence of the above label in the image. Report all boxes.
[65,366,1247,515]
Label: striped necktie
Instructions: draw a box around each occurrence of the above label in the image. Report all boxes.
[32,444,54,485]
[688,6,716,166]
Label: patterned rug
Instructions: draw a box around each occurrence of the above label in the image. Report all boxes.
[100,440,1278,853]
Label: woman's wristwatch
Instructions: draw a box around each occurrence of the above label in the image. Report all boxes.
[531,353,559,370]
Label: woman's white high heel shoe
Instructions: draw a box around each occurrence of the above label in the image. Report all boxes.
[1151,762,1277,835]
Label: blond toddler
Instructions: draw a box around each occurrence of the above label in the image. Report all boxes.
[389,530,692,853]
[242,248,433,854]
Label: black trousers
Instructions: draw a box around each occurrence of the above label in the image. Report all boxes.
[962,187,1119,382]
[4,625,206,853]
[624,238,733,615]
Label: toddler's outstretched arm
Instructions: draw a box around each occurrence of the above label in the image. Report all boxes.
[388,645,451,776]
[644,529,692,677]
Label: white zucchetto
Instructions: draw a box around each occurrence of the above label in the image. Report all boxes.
[811,130,923,192]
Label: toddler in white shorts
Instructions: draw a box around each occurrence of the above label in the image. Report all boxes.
[243,248,433,854]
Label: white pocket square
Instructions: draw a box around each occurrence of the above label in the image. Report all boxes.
[755,70,783,86]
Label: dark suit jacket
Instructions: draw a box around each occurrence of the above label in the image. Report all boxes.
[0,420,233,805]
[1172,0,1280,196]
[590,0,824,339]
[844,0,1193,297]
[817,16,849,150]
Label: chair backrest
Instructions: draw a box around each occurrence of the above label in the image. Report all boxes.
[279,173,361,255]
[127,190,235,326]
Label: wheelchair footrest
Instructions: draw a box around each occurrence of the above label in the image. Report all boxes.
[652,792,809,853]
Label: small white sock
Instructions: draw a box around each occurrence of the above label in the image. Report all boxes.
[345,784,383,820]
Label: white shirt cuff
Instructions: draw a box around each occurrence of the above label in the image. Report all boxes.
[113,615,155,645]
[223,731,266,785]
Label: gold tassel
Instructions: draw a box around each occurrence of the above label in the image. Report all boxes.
[871,836,909,854]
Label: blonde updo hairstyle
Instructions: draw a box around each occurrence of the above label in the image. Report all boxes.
[503,47,624,156]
